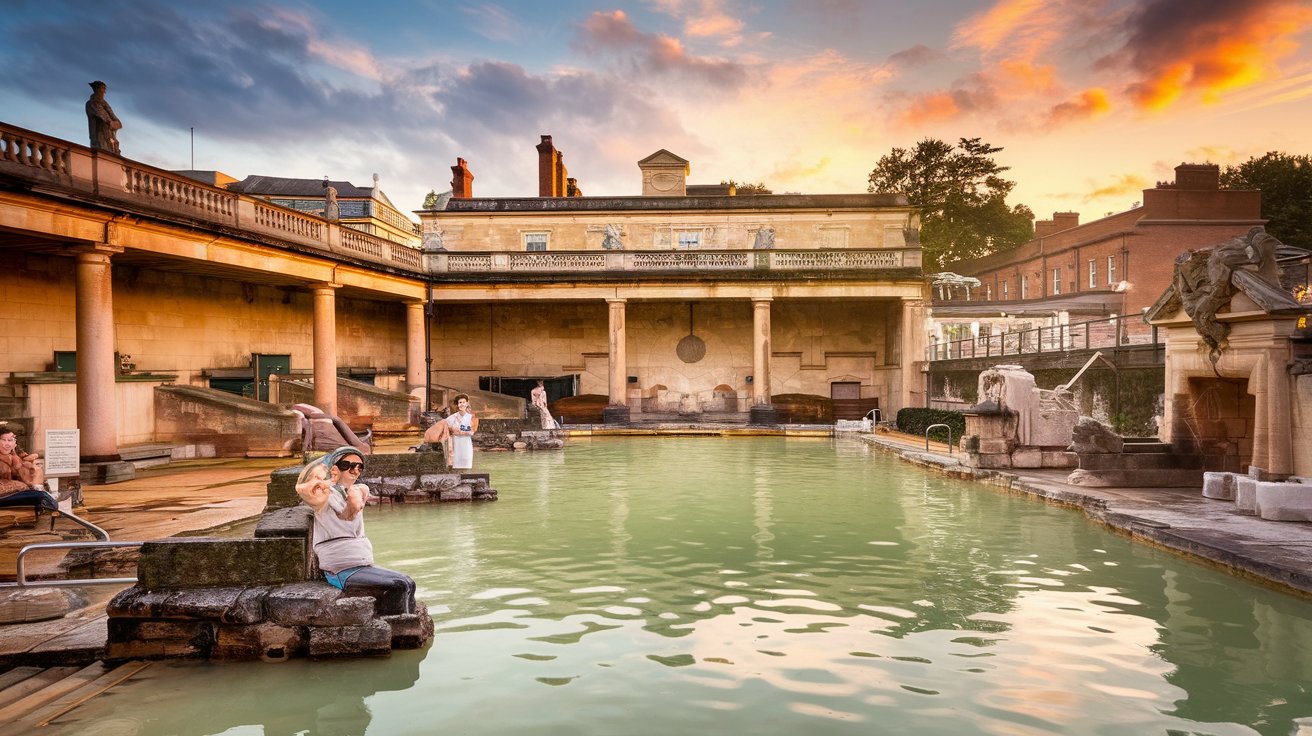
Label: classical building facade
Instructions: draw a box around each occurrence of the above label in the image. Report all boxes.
[226,174,422,247]
[418,149,927,421]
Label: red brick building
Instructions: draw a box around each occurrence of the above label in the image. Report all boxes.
[930,164,1263,347]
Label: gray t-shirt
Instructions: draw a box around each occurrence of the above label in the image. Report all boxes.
[311,486,374,573]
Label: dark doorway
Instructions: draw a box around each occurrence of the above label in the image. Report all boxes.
[480,375,578,404]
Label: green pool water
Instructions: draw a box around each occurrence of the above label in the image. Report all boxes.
[57,438,1312,735]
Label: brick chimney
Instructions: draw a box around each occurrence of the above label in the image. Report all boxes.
[1173,163,1220,190]
[450,158,473,199]
[536,135,559,197]
[1034,212,1079,238]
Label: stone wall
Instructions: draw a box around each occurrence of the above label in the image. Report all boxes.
[275,377,419,431]
[155,384,299,457]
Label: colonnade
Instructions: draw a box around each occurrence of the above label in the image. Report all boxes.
[69,248,429,463]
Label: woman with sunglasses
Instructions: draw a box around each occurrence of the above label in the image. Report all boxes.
[295,447,416,615]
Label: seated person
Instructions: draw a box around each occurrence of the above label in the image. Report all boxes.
[295,447,416,615]
[0,426,55,511]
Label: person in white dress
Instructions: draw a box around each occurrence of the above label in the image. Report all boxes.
[530,380,557,429]
[444,394,479,469]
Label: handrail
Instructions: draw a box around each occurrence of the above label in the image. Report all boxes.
[925,423,953,454]
[8,540,143,587]
[865,408,882,423]
[927,313,1161,362]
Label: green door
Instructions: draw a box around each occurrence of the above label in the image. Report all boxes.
[252,354,291,402]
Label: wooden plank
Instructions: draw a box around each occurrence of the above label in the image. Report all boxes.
[0,662,107,722]
[29,660,153,729]
[0,666,43,692]
[0,666,79,709]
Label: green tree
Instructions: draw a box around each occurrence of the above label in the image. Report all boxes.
[867,138,1034,270]
[1220,152,1312,247]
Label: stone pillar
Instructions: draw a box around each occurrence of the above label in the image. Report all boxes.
[311,283,340,416]
[405,300,427,422]
[749,297,777,425]
[604,298,630,423]
[898,297,929,411]
[75,246,129,475]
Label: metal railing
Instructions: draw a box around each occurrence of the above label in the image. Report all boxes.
[925,423,954,454]
[7,540,142,588]
[927,314,1160,362]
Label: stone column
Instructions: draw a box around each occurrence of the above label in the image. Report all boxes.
[604,298,630,423]
[749,297,777,425]
[404,300,426,416]
[898,297,929,411]
[311,283,340,416]
[75,246,127,471]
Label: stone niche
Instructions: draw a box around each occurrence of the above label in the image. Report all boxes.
[963,365,1078,469]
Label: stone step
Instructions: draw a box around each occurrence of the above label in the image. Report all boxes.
[1122,442,1171,454]
[117,442,177,470]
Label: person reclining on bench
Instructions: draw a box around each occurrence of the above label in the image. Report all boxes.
[0,425,56,513]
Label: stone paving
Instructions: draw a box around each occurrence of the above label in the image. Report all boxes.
[3,429,1312,666]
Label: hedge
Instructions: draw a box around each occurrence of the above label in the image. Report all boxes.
[896,408,966,446]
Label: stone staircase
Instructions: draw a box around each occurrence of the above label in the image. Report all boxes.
[1069,438,1207,487]
[0,660,149,729]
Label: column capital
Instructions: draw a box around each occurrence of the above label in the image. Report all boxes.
[403,298,427,307]
[72,243,125,261]
[606,297,627,305]
[308,281,341,292]
[750,296,773,304]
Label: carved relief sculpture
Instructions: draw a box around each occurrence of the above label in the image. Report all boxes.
[1173,226,1287,364]
[753,226,776,249]
[602,224,624,250]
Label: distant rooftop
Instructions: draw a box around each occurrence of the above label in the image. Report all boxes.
[228,176,375,199]
[433,193,911,213]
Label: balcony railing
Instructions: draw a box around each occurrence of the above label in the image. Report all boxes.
[927,314,1160,361]
[427,247,920,275]
[0,121,422,274]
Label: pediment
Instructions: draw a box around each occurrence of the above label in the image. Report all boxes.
[638,149,690,168]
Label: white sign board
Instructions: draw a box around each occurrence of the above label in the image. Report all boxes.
[44,428,81,477]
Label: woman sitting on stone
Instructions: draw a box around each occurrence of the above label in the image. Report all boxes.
[0,426,55,511]
[295,447,415,615]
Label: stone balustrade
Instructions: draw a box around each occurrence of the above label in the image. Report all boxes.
[427,247,918,276]
[0,120,420,274]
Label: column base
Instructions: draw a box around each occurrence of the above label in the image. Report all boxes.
[80,461,136,485]
[602,405,631,424]
[749,404,778,426]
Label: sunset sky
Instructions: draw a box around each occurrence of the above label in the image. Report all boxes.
[3,0,1310,226]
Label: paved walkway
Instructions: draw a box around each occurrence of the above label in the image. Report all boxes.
[2,429,1311,666]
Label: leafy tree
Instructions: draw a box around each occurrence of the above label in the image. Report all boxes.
[719,179,772,194]
[1220,152,1312,247]
[868,138,1034,270]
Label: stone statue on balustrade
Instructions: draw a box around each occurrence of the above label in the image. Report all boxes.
[85,81,122,154]
[422,229,446,252]
[322,179,340,221]
[602,224,624,250]
[753,226,776,249]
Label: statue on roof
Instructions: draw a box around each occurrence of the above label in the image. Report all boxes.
[322,178,340,221]
[1173,226,1287,364]
[85,81,122,154]
[424,190,453,211]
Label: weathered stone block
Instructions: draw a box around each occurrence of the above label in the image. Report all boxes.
[308,620,393,658]
[369,476,417,497]
[106,638,210,662]
[265,465,304,509]
[1235,476,1258,513]
[416,473,461,493]
[402,491,434,503]
[138,538,307,588]
[106,587,172,619]
[213,622,307,661]
[1256,482,1312,521]
[106,619,215,660]
[1202,471,1236,500]
[1010,448,1045,468]
[255,505,312,538]
[439,486,473,501]
[383,602,435,649]
[265,582,343,625]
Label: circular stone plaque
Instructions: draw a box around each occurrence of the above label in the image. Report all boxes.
[676,334,707,363]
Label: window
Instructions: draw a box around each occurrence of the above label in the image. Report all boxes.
[676,230,701,249]
[1020,275,1028,299]
[1107,255,1117,285]
[523,232,548,251]
[1052,268,1062,295]
[1002,280,1009,299]
[1088,259,1097,288]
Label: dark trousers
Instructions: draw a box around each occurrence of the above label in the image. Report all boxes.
[341,565,416,615]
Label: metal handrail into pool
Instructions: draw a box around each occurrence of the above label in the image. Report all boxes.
[925,423,954,454]
[6,540,143,588]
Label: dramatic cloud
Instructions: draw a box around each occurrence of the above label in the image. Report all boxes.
[574,10,750,90]
[1105,0,1312,110]
[895,73,999,127]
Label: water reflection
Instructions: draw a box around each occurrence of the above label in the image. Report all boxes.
[51,438,1312,735]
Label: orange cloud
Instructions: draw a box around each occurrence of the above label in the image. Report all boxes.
[1083,173,1149,202]
[1115,0,1312,111]
[1046,88,1112,126]
[899,93,961,126]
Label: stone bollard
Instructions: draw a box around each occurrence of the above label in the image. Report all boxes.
[1255,479,1312,521]
[1202,471,1236,500]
